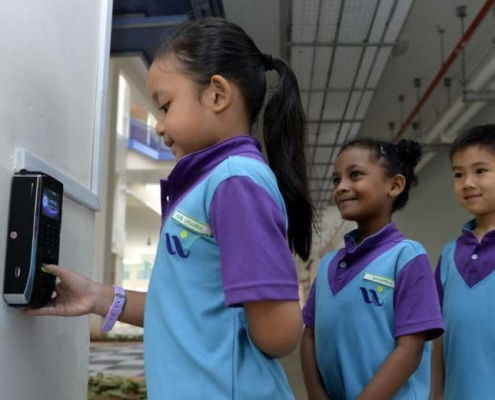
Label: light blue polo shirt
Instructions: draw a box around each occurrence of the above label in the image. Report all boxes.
[304,223,444,399]
[436,220,495,399]
[144,136,298,399]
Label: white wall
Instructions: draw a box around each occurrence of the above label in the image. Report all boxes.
[394,153,470,265]
[0,1,111,399]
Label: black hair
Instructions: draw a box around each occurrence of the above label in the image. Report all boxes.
[450,124,495,159]
[339,138,422,212]
[154,17,314,260]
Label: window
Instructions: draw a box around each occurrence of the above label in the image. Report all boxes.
[123,264,131,280]
[137,260,153,280]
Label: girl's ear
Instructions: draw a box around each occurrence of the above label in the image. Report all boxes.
[388,174,406,199]
[204,74,233,113]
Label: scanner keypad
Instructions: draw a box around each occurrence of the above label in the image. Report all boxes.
[38,219,60,261]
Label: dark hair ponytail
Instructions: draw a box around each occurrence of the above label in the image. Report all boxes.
[340,138,422,212]
[263,57,314,260]
[154,17,314,260]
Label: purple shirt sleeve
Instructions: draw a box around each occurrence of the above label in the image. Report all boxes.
[434,256,443,308]
[210,176,299,307]
[394,254,445,341]
[302,281,316,328]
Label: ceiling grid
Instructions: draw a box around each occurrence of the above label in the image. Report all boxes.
[314,0,379,208]
[290,0,415,214]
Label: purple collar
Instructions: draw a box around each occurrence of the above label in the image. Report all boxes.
[328,222,405,296]
[343,222,405,255]
[159,135,265,220]
[163,135,263,188]
[460,219,495,245]
[454,219,495,288]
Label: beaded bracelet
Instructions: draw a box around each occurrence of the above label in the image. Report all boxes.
[102,285,126,332]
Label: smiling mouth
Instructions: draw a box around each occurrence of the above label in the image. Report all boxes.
[464,194,481,201]
[337,198,357,207]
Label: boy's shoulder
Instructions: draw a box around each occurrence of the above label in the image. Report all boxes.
[441,237,459,251]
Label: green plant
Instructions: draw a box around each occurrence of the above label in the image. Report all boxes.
[88,373,147,400]
[90,334,143,342]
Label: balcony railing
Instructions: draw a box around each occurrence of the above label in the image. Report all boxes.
[128,118,174,160]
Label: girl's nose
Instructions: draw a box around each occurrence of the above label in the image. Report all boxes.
[155,122,165,137]
[335,181,349,194]
[332,184,347,204]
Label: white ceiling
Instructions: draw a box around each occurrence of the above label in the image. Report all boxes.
[123,0,495,263]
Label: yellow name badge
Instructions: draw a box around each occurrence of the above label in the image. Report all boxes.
[362,273,395,289]
[172,209,212,237]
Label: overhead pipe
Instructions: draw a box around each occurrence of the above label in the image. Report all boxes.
[392,0,495,142]
[414,31,495,173]
[320,0,495,256]
[415,77,495,173]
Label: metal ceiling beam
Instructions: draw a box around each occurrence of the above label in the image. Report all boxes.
[300,88,375,93]
[308,143,450,153]
[112,14,189,29]
[289,41,397,48]
[190,0,225,18]
[464,90,495,102]
[306,119,364,124]
[393,0,495,141]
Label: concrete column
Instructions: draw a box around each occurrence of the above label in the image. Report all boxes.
[90,59,120,337]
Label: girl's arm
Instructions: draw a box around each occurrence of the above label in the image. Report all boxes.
[27,264,146,327]
[356,332,425,400]
[300,326,330,400]
[432,337,445,400]
[95,283,146,328]
[244,300,302,359]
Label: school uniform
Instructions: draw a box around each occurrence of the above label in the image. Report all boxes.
[144,135,297,399]
[303,223,444,399]
[436,220,495,399]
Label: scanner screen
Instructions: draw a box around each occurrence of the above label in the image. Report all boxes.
[41,188,60,220]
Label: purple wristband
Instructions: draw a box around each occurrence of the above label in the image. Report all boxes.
[102,285,126,332]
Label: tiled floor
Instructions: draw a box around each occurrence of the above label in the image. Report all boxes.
[89,342,144,378]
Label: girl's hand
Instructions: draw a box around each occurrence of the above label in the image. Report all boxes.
[26,264,106,317]
[356,332,425,400]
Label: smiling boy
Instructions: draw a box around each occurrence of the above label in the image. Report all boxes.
[433,124,495,399]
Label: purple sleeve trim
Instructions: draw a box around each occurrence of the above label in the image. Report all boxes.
[225,283,299,307]
[302,311,315,329]
[302,282,316,328]
[434,257,444,308]
[210,176,299,306]
[395,318,445,341]
[394,254,445,341]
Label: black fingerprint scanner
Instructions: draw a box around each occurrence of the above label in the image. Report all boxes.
[3,170,63,308]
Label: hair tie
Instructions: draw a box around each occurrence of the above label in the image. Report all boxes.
[262,54,275,71]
